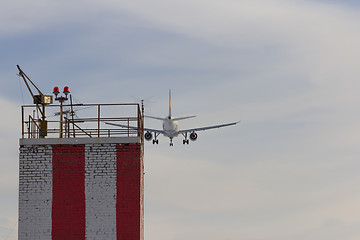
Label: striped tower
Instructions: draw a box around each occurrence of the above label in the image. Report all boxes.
[19,137,144,239]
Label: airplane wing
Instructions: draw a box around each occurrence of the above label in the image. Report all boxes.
[105,122,164,134]
[178,121,240,134]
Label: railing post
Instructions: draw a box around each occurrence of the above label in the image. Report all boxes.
[137,105,140,137]
[59,100,63,138]
[37,119,39,138]
[98,104,100,137]
[128,118,130,137]
[28,115,31,138]
[21,106,24,138]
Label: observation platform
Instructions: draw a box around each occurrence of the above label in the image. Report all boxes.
[20,103,144,140]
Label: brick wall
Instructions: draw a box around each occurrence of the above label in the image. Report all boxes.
[52,144,86,240]
[18,138,144,240]
[117,144,143,240]
[85,143,117,239]
[19,145,53,240]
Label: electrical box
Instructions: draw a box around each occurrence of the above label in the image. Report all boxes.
[34,95,53,105]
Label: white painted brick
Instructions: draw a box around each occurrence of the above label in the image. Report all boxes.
[85,144,117,239]
[18,145,52,240]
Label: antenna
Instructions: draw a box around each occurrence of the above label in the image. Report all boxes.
[141,100,144,117]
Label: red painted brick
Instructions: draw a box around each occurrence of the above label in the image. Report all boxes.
[116,143,143,240]
[52,145,85,240]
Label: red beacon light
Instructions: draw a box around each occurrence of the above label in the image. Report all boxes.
[63,86,70,96]
[53,86,60,97]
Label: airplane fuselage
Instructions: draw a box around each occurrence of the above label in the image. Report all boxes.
[162,117,179,138]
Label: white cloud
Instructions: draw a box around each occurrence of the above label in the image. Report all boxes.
[144,146,360,239]
[2,0,360,239]
[0,98,20,240]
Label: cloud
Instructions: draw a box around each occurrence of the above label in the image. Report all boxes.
[0,0,105,35]
[0,98,19,240]
[2,1,360,239]
[144,146,360,239]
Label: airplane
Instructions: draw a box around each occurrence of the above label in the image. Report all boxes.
[106,90,240,146]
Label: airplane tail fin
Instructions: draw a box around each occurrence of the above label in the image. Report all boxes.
[145,90,196,121]
[169,89,172,118]
[168,89,196,121]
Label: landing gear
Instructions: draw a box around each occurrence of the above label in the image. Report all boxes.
[181,132,189,145]
[170,138,174,146]
[152,133,160,144]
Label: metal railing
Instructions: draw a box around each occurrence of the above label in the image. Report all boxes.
[21,103,144,139]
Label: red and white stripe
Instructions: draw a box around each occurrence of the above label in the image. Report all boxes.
[19,142,143,240]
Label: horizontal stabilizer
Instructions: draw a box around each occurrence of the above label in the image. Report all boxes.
[105,122,164,134]
[173,115,196,121]
[145,115,166,121]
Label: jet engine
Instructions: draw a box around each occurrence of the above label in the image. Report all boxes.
[144,131,153,141]
[190,132,198,141]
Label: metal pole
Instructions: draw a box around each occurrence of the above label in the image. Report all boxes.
[21,106,24,139]
[60,100,63,138]
[32,110,36,138]
[98,104,100,137]
[141,101,144,139]
[70,95,76,138]
[28,115,30,139]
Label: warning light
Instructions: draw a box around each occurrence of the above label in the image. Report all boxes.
[53,86,69,102]
[53,87,60,97]
[63,86,70,96]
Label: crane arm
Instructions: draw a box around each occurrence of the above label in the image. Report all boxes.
[17,65,45,120]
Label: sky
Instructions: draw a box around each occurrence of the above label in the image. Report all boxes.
[1,0,360,239]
